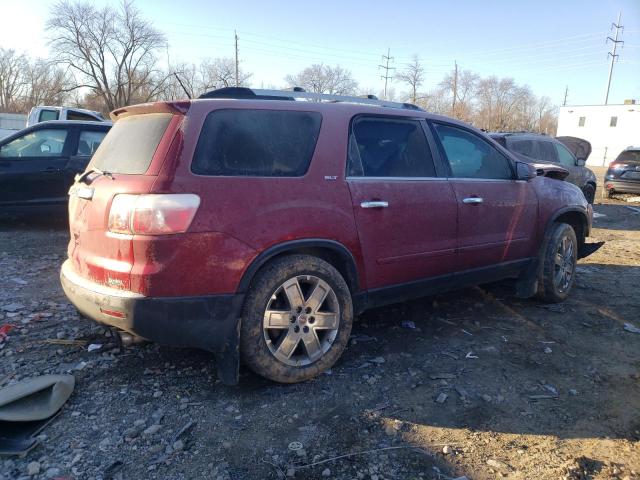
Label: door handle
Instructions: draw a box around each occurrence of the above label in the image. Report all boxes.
[462,197,483,205]
[360,201,389,209]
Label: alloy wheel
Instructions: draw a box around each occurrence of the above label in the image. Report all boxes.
[553,235,575,293]
[262,275,340,366]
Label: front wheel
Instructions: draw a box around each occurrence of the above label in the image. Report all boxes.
[537,223,578,303]
[240,255,353,383]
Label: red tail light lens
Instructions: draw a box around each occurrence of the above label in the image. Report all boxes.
[108,194,200,235]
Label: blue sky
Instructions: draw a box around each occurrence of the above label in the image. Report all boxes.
[1,0,639,106]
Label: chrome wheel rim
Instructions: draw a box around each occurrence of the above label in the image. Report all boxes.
[263,275,340,367]
[554,235,575,293]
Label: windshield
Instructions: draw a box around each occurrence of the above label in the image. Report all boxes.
[89,113,172,174]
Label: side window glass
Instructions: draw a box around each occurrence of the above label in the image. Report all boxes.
[509,139,537,159]
[554,143,576,168]
[192,110,321,177]
[0,129,68,158]
[348,117,436,177]
[433,123,512,180]
[77,130,107,156]
[67,110,100,122]
[538,141,558,163]
[39,110,60,122]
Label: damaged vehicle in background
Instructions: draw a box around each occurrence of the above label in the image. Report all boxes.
[489,132,597,203]
[60,87,597,385]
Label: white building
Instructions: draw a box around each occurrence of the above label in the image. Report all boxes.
[556,101,639,166]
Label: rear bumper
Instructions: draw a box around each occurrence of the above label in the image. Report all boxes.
[60,260,243,383]
[605,178,640,193]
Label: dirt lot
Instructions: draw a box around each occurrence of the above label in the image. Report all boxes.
[1,176,639,480]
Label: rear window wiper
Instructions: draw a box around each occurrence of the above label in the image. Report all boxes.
[75,168,114,184]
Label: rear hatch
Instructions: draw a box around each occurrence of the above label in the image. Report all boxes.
[67,104,186,293]
[610,149,640,181]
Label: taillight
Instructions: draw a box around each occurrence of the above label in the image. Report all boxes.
[108,194,200,235]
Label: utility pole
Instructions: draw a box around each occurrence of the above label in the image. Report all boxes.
[563,85,569,106]
[604,12,624,105]
[379,48,395,99]
[452,61,458,116]
[234,30,239,87]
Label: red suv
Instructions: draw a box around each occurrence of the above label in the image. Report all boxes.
[61,87,593,384]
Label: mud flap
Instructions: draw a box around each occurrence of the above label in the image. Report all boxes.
[214,316,241,385]
[578,241,604,259]
[515,257,540,298]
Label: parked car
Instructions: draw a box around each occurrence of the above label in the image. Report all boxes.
[489,132,597,203]
[605,147,640,196]
[26,106,106,127]
[60,87,594,385]
[0,121,111,213]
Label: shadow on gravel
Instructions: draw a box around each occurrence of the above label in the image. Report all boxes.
[0,213,68,232]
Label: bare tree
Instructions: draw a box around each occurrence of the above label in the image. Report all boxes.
[395,55,424,104]
[47,0,167,111]
[439,68,478,121]
[23,60,74,108]
[200,58,251,90]
[285,64,358,95]
[0,48,29,112]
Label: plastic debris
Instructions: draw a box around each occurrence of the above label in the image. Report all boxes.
[87,343,102,352]
[624,323,640,334]
[0,324,15,342]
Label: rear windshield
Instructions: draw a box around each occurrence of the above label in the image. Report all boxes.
[616,150,640,162]
[90,113,172,174]
[191,109,322,177]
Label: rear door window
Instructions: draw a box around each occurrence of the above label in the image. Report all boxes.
[347,116,436,177]
[508,139,537,159]
[90,113,172,174]
[538,141,558,163]
[67,110,102,122]
[192,110,322,177]
[76,130,107,156]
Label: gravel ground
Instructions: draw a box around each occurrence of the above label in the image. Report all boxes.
[0,183,639,480]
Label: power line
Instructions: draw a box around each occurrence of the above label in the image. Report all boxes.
[379,48,395,98]
[605,11,624,105]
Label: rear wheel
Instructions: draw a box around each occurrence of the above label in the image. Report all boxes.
[537,223,578,303]
[240,255,353,383]
[582,184,595,204]
[607,188,616,199]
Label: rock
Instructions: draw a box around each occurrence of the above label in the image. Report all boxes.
[153,390,162,398]
[486,459,512,474]
[569,389,578,396]
[322,468,331,477]
[143,424,161,436]
[384,424,396,436]
[481,394,492,402]
[26,462,40,476]
[370,357,385,364]
[134,419,146,427]
[442,445,453,455]
[172,439,184,451]
[544,347,553,354]
[1,303,24,313]
[435,393,448,404]
[286,467,296,477]
[222,441,232,449]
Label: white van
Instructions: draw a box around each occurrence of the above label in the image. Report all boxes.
[26,106,106,127]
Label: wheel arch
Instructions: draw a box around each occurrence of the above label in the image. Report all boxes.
[237,239,361,295]
[546,207,588,247]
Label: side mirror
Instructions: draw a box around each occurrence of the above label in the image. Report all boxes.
[576,158,586,167]
[516,161,537,181]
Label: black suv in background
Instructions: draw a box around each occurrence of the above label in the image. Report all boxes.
[490,132,597,203]
[605,147,640,196]
[0,120,111,214]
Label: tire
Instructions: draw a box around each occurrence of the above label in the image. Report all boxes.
[537,223,578,303]
[240,254,353,383]
[582,184,595,204]
[607,188,615,199]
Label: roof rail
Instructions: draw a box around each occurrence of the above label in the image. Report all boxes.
[198,87,423,111]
